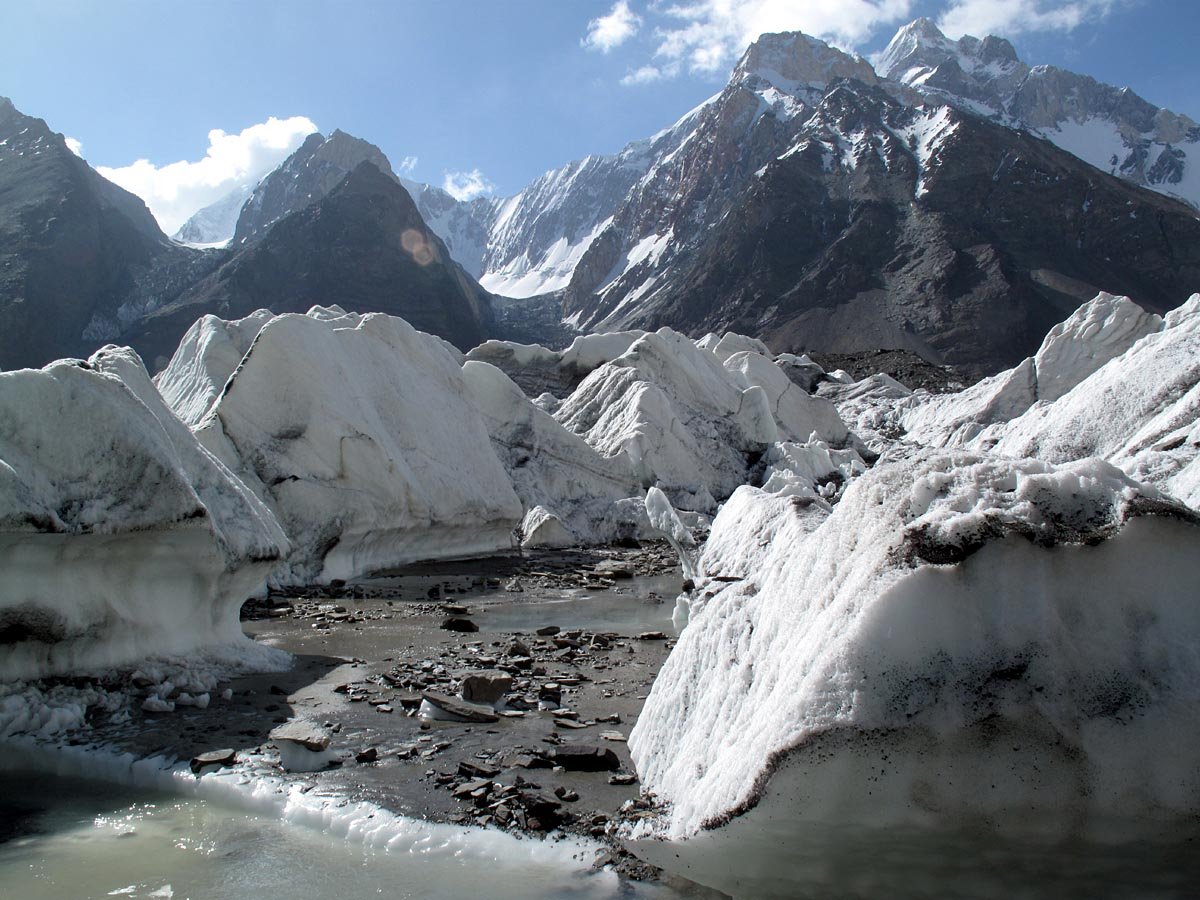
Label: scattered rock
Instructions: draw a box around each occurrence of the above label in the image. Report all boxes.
[458,760,500,779]
[635,631,667,641]
[593,560,634,579]
[441,616,479,633]
[356,747,379,764]
[536,625,561,636]
[454,778,493,799]
[608,772,638,786]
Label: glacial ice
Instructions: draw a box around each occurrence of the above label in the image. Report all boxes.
[555,328,851,510]
[461,360,643,545]
[188,310,525,583]
[994,294,1200,507]
[899,293,1164,449]
[0,346,286,679]
[630,453,1200,847]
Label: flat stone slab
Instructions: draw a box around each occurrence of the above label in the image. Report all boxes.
[551,744,620,771]
[190,748,237,773]
[422,691,500,723]
[270,719,332,751]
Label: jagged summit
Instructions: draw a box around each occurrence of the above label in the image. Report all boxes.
[877,18,1199,205]
[733,30,877,92]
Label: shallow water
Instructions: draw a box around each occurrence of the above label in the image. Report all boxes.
[635,817,1200,899]
[472,574,682,635]
[0,772,683,900]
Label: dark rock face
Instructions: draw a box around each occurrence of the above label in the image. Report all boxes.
[555,47,1200,377]
[127,162,494,363]
[0,96,189,370]
[232,129,397,247]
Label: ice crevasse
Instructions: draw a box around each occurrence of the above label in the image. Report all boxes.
[628,451,1200,874]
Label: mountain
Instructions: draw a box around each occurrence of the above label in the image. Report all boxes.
[127,161,494,366]
[398,26,1197,376]
[173,182,254,245]
[0,96,207,370]
[876,18,1200,208]
[230,129,400,246]
[533,34,1200,374]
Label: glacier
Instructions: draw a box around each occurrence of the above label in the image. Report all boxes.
[0,346,286,680]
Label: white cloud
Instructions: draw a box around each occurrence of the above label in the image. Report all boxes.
[64,136,84,157]
[583,1,642,53]
[649,0,915,75]
[97,115,317,235]
[442,168,496,201]
[396,155,418,174]
[938,0,1118,38]
[621,64,672,86]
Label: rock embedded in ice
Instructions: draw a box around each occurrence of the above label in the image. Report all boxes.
[190,748,237,774]
[270,719,332,752]
[460,671,513,705]
[272,719,341,772]
[630,451,1200,847]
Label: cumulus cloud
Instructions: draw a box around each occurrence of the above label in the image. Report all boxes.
[647,0,915,76]
[938,0,1119,38]
[583,1,642,53]
[396,155,418,174]
[64,136,84,157]
[442,168,496,201]
[97,115,317,235]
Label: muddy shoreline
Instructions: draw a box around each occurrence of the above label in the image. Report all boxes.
[24,540,709,889]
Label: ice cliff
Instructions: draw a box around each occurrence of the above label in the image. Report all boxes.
[630,453,1200,854]
[0,346,286,679]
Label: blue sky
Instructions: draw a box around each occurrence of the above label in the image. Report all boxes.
[2,1,1197,231]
